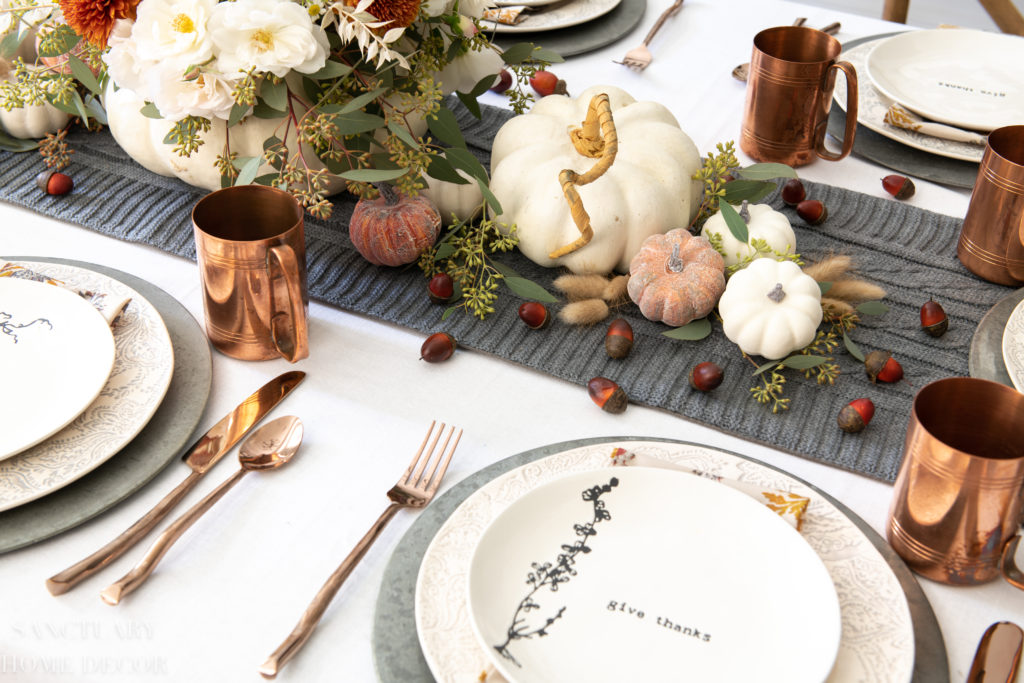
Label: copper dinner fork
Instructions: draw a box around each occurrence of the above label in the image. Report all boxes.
[257,421,463,679]
[615,0,685,70]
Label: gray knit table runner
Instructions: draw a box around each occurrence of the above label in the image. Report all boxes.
[0,104,1007,482]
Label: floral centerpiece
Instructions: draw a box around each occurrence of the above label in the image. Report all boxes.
[0,0,557,216]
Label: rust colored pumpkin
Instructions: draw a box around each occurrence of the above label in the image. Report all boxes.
[349,184,442,267]
[627,229,726,327]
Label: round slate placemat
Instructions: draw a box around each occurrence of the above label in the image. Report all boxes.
[491,0,646,57]
[969,286,1024,386]
[372,436,948,683]
[0,257,212,554]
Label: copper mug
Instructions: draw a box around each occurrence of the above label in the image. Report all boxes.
[957,125,1024,286]
[740,25,858,166]
[192,185,309,362]
[887,377,1024,588]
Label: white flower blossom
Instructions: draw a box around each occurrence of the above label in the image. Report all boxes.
[104,19,149,94]
[130,0,217,69]
[209,0,329,78]
[144,62,237,120]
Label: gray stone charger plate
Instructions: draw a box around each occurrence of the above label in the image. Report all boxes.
[372,436,948,683]
[826,33,980,190]
[0,257,212,554]
[490,0,646,57]
[968,286,1024,386]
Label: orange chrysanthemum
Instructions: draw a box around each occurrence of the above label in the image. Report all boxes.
[58,0,141,47]
[346,0,421,28]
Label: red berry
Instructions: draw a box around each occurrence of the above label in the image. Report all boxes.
[920,299,948,337]
[865,350,903,383]
[427,273,455,304]
[689,361,724,392]
[529,70,566,97]
[605,318,634,359]
[780,178,806,206]
[420,332,456,362]
[36,170,73,196]
[882,174,915,200]
[490,69,513,94]
[838,398,875,433]
[587,377,627,414]
[796,199,827,225]
[518,301,550,329]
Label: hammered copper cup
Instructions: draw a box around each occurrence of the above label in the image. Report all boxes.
[957,125,1024,286]
[887,377,1024,588]
[740,25,858,166]
[192,185,309,363]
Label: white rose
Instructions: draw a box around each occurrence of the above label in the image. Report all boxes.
[130,0,216,69]
[104,19,149,93]
[144,63,238,120]
[209,0,329,78]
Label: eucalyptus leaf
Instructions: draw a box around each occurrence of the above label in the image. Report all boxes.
[721,179,776,204]
[719,201,749,244]
[228,101,248,128]
[36,24,78,58]
[500,42,535,65]
[308,60,353,80]
[233,156,261,186]
[426,106,465,147]
[455,91,481,119]
[467,73,498,98]
[260,79,288,112]
[441,306,458,321]
[752,360,780,376]
[332,110,385,135]
[339,167,409,182]
[818,281,832,295]
[426,155,469,185]
[339,87,388,114]
[0,31,23,59]
[253,99,287,119]
[387,120,420,150]
[83,95,107,126]
[532,47,564,63]
[735,163,798,181]
[66,55,101,98]
[69,91,90,126]
[662,317,712,340]
[843,332,866,362]
[778,354,829,370]
[139,102,163,119]
[433,242,456,260]
[503,276,557,303]
[444,147,487,185]
[477,177,503,216]
[253,173,280,186]
[856,301,890,316]
[0,131,38,152]
[47,93,81,117]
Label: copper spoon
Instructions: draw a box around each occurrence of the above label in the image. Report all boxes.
[732,20,841,82]
[99,415,304,605]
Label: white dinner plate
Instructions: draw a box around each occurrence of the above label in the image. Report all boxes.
[482,0,621,33]
[865,29,1024,133]
[467,467,841,682]
[835,36,985,164]
[1001,297,1024,391]
[415,441,916,683]
[493,0,563,7]
[0,278,116,460]
[0,262,174,512]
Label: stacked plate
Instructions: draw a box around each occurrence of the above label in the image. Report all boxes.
[374,439,941,682]
[0,259,212,553]
[832,29,1024,184]
[484,0,646,58]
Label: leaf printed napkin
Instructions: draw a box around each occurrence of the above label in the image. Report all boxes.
[482,6,531,23]
[0,262,131,326]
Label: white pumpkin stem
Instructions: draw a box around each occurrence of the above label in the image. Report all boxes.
[549,93,619,260]
[375,182,400,206]
[666,242,684,273]
[739,200,750,223]
[767,282,786,303]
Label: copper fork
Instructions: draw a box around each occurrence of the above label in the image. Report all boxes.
[257,421,463,679]
[615,0,684,70]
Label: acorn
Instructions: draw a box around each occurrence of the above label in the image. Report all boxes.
[420,332,456,362]
[36,170,73,196]
[518,301,550,329]
[490,69,513,94]
[427,273,455,304]
[882,174,915,200]
[796,199,827,225]
[780,178,806,206]
[864,350,903,383]
[604,318,634,359]
[838,398,875,433]
[587,377,627,414]
[689,361,724,392]
[920,299,948,337]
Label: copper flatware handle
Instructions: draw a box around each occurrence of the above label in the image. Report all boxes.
[258,503,403,679]
[100,468,248,605]
[968,621,1023,682]
[45,470,204,595]
[641,0,684,46]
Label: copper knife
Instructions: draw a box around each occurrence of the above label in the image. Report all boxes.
[968,621,1023,683]
[45,370,306,595]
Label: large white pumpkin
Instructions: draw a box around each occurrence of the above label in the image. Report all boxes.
[489,85,703,274]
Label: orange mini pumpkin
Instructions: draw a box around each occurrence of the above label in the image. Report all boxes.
[349,184,442,267]
[627,229,725,327]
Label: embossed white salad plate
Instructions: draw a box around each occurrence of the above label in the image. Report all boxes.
[482,0,621,33]
[865,29,1024,132]
[0,277,116,460]
[1000,297,1024,391]
[0,263,174,512]
[465,466,841,682]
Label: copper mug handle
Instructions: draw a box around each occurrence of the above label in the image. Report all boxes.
[1002,534,1024,590]
[267,245,308,364]
[816,60,858,162]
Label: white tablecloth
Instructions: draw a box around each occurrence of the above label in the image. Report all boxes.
[2,1,1021,681]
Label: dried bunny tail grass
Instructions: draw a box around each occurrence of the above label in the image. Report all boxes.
[803,254,853,283]
[825,279,887,303]
[558,299,610,325]
[552,273,609,301]
[603,274,630,304]
[821,297,855,316]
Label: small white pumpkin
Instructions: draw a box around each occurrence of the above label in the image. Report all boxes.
[0,58,70,139]
[420,168,483,222]
[718,257,823,360]
[700,200,796,267]
[489,85,703,275]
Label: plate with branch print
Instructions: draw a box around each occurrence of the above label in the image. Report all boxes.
[465,467,841,682]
